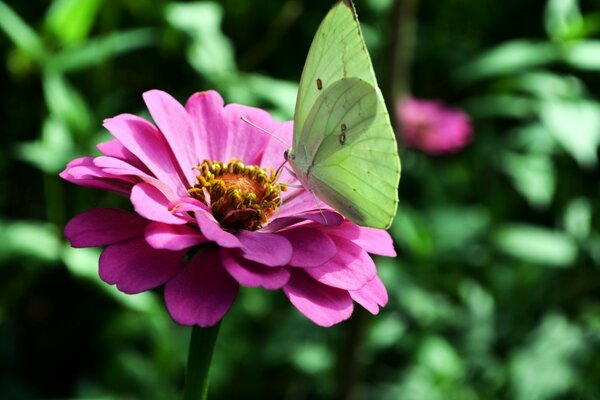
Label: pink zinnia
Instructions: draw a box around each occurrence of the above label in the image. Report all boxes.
[397,97,472,154]
[61,90,395,327]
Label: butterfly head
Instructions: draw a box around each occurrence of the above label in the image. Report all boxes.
[284,148,296,162]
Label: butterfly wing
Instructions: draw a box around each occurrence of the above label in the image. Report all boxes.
[290,0,400,228]
[293,0,378,147]
[293,78,400,229]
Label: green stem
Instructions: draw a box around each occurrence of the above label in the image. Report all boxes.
[183,322,222,400]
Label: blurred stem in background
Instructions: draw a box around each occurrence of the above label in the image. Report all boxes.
[386,0,419,117]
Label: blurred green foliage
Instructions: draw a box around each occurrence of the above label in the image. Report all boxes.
[1,0,600,399]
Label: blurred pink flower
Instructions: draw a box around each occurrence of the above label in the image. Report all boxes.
[397,97,472,154]
[61,90,395,327]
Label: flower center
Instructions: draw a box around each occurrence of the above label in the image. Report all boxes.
[188,158,283,231]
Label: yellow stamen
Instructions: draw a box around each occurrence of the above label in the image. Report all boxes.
[188,158,285,231]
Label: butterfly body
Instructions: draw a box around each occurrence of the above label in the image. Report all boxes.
[287,1,401,229]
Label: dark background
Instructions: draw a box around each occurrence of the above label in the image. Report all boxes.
[1,0,600,399]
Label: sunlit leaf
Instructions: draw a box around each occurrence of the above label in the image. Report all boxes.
[540,99,600,167]
[456,41,556,84]
[0,220,61,262]
[494,224,577,267]
[502,152,555,208]
[16,116,74,173]
[45,0,103,45]
[544,0,583,41]
[510,314,583,400]
[49,28,157,72]
[166,2,236,79]
[563,40,600,70]
[563,197,591,240]
[0,1,46,62]
[42,71,93,135]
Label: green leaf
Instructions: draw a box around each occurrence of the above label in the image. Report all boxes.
[544,0,583,41]
[562,40,600,70]
[540,99,600,167]
[456,41,556,84]
[45,0,103,45]
[510,314,583,400]
[42,71,93,134]
[494,224,577,267]
[418,336,464,381]
[0,220,61,262]
[563,197,591,240]
[0,1,46,62]
[49,28,157,72]
[510,71,584,99]
[166,2,236,79]
[464,95,536,119]
[16,116,75,173]
[502,152,555,208]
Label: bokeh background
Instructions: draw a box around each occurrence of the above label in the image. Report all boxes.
[1,0,600,399]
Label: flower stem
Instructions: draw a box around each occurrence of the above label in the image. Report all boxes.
[183,322,222,400]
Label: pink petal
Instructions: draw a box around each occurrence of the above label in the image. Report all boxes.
[259,120,294,182]
[222,103,273,165]
[99,237,185,294]
[195,212,242,248]
[143,90,197,186]
[236,230,292,267]
[304,236,376,290]
[350,275,388,315]
[130,183,189,225]
[278,189,337,218]
[264,210,344,232]
[283,271,353,327]
[324,222,397,257]
[185,91,227,161]
[221,249,290,289]
[60,157,135,195]
[164,247,239,327]
[65,208,148,248]
[278,227,336,267]
[145,222,207,250]
[97,139,148,173]
[103,114,188,194]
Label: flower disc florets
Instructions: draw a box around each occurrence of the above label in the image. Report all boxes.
[188,158,284,231]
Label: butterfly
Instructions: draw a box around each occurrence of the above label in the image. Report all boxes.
[284,0,401,229]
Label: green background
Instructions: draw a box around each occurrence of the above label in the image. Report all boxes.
[1,0,600,399]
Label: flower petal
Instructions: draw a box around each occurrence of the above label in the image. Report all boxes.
[195,212,242,248]
[185,91,227,161]
[283,270,353,327]
[164,247,239,327]
[97,139,147,172]
[145,222,207,250]
[350,275,388,315]
[60,157,135,195]
[237,230,292,267]
[264,210,344,232]
[324,222,397,257]
[259,120,294,181]
[143,90,197,186]
[131,183,189,225]
[222,104,273,165]
[278,227,336,267]
[103,114,188,194]
[99,237,184,294]
[221,249,290,289]
[65,208,148,248]
[304,236,376,290]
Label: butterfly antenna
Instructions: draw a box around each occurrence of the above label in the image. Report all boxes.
[240,117,290,147]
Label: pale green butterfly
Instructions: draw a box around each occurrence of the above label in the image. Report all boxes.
[284,0,401,229]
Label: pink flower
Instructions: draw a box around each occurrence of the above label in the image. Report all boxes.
[61,90,396,327]
[397,97,472,154]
